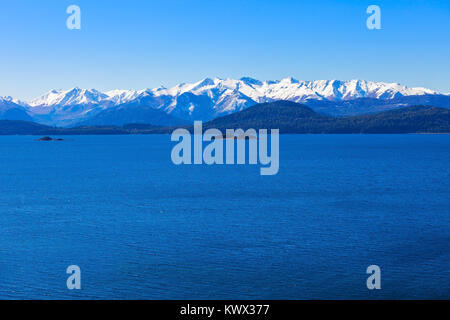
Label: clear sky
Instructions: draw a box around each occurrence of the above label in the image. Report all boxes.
[0,0,449,100]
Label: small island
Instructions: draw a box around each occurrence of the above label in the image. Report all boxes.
[35,136,64,141]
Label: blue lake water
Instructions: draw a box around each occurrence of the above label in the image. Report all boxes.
[0,134,449,299]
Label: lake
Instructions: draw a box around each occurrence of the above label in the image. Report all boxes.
[0,134,449,299]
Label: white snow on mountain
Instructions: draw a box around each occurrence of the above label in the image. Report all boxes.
[29,87,109,107]
[0,96,28,106]
[26,78,439,109]
[104,89,149,105]
[0,96,14,104]
[8,77,443,125]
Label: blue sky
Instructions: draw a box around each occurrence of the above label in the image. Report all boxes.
[0,0,449,100]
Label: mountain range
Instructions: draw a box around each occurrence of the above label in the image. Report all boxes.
[1,77,449,127]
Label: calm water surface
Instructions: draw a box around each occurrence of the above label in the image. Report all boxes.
[0,134,449,299]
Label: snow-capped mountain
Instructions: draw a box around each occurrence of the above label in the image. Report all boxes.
[3,78,448,126]
[145,77,437,102]
[0,96,34,121]
[0,96,28,106]
[29,87,110,107]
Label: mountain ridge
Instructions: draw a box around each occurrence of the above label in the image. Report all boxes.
[1,78,449,126]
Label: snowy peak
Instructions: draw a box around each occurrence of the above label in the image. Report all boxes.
[104,89,149,105]
[25,78,440,108]
[0,96,26,106]
[253,78,438,101]
[29,87,109,107]
[0,96,15,104]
